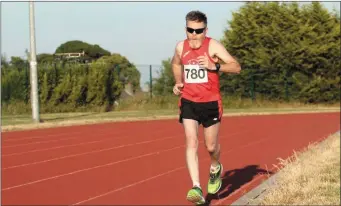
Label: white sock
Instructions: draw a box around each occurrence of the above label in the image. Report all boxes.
[193,182,201,189]
[210,164,220,173]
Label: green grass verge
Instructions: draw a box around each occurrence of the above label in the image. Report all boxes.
[1,107,339,126]
[2,106,340,132]
[2,95,339,131]
[2,94,340,115]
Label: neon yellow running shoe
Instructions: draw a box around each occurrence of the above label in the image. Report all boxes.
[186,186,205,205]
[207,162,223,194]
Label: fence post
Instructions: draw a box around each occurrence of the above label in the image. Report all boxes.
[285,70,289,102]
[149,65,152,99]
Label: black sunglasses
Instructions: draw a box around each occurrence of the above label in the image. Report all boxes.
[186,27,206,34]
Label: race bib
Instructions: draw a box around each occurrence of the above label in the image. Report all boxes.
[183,64,208,83]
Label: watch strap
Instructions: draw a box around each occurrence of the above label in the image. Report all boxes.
[215,63,221,72]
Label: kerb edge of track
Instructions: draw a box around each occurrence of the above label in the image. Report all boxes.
[2,110,340,133]
[230,130,341,206]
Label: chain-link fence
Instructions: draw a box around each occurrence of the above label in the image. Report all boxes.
[1,62,164,105]
[2,60,339,114]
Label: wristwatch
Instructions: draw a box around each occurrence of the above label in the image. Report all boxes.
[215,63,221,72]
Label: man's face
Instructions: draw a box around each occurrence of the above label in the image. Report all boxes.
[186,21,207,49]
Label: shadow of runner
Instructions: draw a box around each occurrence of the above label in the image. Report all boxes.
[203,165,273,205]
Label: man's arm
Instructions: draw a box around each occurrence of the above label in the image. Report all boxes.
[171,41,184,84]
[210,39,241,74]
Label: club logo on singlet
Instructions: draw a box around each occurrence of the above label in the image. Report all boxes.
[183,59,208,84]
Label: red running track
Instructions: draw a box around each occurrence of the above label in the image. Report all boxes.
[1,112,340,205]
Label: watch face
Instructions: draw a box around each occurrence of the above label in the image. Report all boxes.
[215,63,220,72]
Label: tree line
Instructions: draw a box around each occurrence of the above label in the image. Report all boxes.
[2,2,340,114]
[1,41,141,113]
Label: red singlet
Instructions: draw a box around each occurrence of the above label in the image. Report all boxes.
[180,37,221,102]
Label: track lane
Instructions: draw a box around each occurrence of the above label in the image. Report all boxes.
[2,112,339,205]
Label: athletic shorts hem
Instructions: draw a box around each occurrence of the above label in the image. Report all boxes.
[178,97,223,128]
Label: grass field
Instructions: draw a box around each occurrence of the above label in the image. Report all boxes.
[2,106,340,132]
[252,132,340,205]
[2,95,340,131]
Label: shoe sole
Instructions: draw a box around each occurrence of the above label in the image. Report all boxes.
[207,163,223,194]
[187,193,205,205]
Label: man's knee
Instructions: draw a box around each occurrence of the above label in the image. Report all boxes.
[205,142,218,154]
[186,136,199,149]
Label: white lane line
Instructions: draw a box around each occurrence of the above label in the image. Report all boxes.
[2,129,142,146]
[73,134,270,205]
[2,132,246,192]
[3,132,82,142]
[2,138,113,157]
[2,129,168,157]
[2,135,180,170]
[2,145,185,191]
[2,136,83,148]
[3,121,158,142]
[73,166,186,205]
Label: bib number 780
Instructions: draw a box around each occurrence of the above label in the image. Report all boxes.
[184,65,208,83]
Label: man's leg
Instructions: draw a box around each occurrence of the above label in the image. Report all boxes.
[204,122,221,168]
[183,119,200,187]
[204,122,223,194]
[183,119,205,204]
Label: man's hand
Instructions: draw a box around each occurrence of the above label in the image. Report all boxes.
[197,52,216,71]
[173,83,184,95]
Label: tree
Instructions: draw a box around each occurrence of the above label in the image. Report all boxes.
[99,53,141,93]
[152,58,175,96]
[220,2,340,103]
[2,39,142,113]
[37,53,55,63]
[55,40,111,61]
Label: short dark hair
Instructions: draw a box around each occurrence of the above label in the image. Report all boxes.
[185,10,207,26]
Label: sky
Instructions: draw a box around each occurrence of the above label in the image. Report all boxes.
[1,1,340,89]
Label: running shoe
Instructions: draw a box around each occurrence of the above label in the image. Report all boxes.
[186,186,205,205]
[207,162,223,194]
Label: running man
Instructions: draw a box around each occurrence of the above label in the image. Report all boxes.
[171,10,241,204]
